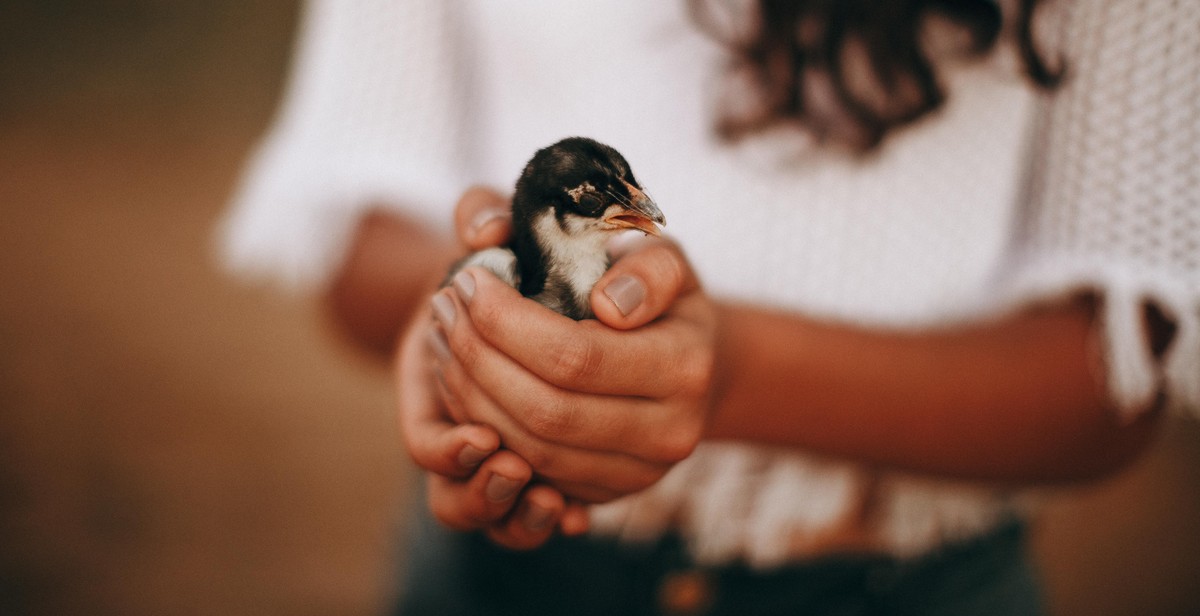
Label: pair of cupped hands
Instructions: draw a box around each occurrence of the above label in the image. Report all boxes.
[396,187,720,550]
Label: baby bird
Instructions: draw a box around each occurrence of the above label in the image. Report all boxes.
[450,137,665,320]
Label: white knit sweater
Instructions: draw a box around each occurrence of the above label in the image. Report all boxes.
[220,0,1199,566]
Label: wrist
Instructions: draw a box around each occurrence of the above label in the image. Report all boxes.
[704,301,738,441]
[325,209,456,358]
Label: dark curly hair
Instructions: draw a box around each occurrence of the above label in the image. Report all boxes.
[690,0,1061,150]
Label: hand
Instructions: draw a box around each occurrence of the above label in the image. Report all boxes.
[396,187,587,549]
[430,231,719,503]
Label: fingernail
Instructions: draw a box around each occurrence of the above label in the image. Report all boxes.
[470,208,508,235]
[485,474,521,503]
[603,275,645,316]
[431,293,456,327]
[428,328,451,361]
[457,444,490,469]
[524,504,553,532]
[453,271,476,304]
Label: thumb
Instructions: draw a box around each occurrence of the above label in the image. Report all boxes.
[453,186,512,251]
[590,236,698,330]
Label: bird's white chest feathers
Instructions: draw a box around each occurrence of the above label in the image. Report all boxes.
[532,210,610,308]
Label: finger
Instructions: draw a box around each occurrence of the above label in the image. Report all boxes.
[453,186,512,251]
[540,477,625,504]
[483,484,565,550]
[448,270,710,399]
[396,318,502,477]
[426,450,532,531]
[591,236,700,330]
[429,328,471,426]
[409,418,502,479]
[559,501,591,536]
[433,334,674,488]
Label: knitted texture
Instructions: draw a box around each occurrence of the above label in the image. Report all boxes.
[1013,0,1200,417]
[220,0,476,287]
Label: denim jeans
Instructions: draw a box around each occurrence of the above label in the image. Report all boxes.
[396,510,1042,616]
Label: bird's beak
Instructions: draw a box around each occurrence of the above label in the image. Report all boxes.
[603,182,666,236]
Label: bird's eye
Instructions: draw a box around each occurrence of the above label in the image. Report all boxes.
[578,192,604,213]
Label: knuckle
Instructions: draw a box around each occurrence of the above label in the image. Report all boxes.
[405,442,438,471]
[429,508,462,530]
[469,300,504,340]
[401,427,446,472]
[548,337,602,383]
[566,484,620,505]
[428,494,473,531]
[656,422,703,464]
[675,345,716,398]
[514,439,555,472]
[407,451,437,474]
[523,395,575,440]
[465,486,500,522]
[450,330,483,370]
[617,465,667,494]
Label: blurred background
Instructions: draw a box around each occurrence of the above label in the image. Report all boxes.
[0,1,1197,615]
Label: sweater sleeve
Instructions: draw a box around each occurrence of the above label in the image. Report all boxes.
[217,0,475,289]
[1007,0,1200,419]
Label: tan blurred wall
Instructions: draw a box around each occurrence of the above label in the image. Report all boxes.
[0,3,406,615]
[0,2,1197,615]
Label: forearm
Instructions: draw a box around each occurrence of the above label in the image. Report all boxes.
[707,297,1162,484]
[326,210,457,358]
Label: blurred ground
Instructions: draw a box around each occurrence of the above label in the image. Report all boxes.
[0,2,1196,615]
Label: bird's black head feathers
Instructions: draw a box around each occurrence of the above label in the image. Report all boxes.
[513,137,646,221]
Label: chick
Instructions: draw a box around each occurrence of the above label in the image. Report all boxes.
[450,137,665,319]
